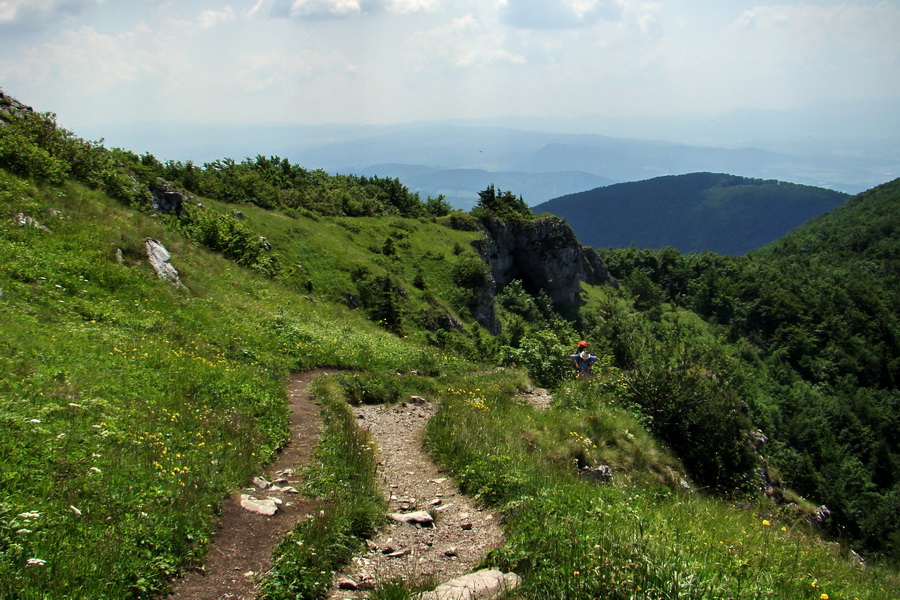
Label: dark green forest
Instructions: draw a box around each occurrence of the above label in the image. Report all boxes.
[534,172,849,254]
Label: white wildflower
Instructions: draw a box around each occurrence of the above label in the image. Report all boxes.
[26,558,47,566]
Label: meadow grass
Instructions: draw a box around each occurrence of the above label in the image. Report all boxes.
[423,370,900,600]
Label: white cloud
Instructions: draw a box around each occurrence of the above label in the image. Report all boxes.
[291,0,362,17]
[385,0,440,14]
[197,6,236,29]
[249,0,367,18]
[249,0,441,19]
[409,13,526,68]
[501,0,625,29]
[0,0,102,24]
[0,25,159,86]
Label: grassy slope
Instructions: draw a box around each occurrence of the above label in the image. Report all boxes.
[2,173,898,599]
[0,177,473,597]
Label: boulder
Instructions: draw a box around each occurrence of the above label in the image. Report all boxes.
[148,178,186,215]
[416,569,521,600]
[239,494,278,516]
[144,238,182,285]
[388,510,434,526]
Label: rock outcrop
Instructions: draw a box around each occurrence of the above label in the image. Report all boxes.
[148,177,187,215]
[0,89,34,124]
[471,216,614,333]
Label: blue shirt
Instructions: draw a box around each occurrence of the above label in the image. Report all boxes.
[571,353,597,374]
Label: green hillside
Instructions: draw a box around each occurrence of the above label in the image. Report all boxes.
[2,97,898,599]
[533,172,849,255]
[602,178,900,566]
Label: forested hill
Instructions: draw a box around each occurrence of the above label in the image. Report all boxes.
[533,172,849,255]
[756,177,900,267]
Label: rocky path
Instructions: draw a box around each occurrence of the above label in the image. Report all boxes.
[327,397,506,598]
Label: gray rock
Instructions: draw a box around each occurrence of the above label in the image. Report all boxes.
[239,494,278,516]
[471,216,615,334]
[148,178,186,215]
[579,464,613,483]
[388,510,434,526]
[337,578,359,590]
[144,238,182,285]
[416,569,521,600]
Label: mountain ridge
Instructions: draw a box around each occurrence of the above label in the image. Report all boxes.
[534,172,850,255]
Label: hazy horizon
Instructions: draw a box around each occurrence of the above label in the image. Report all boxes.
[2,1,898,199]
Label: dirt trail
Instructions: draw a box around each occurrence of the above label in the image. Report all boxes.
[167,369,331,600]
[167,372,534,599]
[327,398,505,597]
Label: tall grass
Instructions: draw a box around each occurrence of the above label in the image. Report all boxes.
[424,371,900,599]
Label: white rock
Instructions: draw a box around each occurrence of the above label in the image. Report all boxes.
[240,494,278,516]
[388,510,434,525]
[417,569,521,600]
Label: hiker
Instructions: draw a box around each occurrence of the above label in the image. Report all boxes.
[571,348,597,377]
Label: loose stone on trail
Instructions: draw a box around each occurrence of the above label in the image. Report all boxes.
[240,494,279,516]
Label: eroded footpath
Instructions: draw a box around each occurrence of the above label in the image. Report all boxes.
[328,396,506,598]
[167,370,328,600]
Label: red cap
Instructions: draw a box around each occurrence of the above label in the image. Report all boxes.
[577,340,588,348]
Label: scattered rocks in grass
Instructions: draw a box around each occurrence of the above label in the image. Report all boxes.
[579,464,613,483]
[14,213,51,232]
[520,386,552,410]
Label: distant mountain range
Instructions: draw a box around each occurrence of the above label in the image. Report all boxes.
[81,120,898,209]
[532,173,850,255]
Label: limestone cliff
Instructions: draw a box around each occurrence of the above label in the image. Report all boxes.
[471,216,614,333]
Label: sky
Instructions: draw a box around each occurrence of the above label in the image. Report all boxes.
[0,0,898,143]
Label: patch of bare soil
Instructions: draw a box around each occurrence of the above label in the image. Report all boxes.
[328,397,506,598]
[167,370,333,600]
